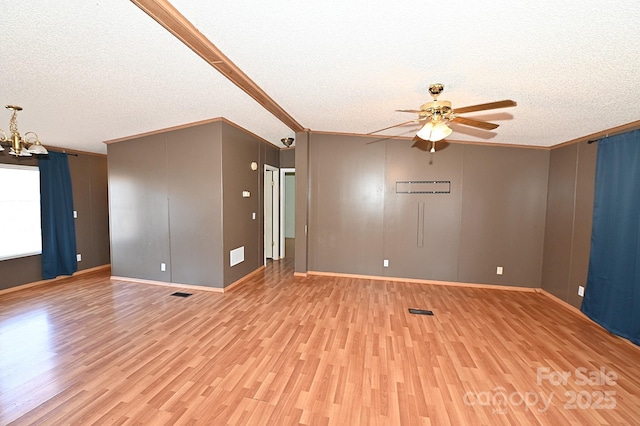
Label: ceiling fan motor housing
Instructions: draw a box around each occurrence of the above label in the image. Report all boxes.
[419,100,452,120]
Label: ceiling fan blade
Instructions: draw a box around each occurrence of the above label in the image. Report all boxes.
[450,116,499,130]
[453,100,517,114]
[367,120,420,134]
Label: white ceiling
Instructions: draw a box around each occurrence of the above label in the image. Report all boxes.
[2,0,639,154]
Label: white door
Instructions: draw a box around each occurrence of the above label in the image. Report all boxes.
[264,167,279,260]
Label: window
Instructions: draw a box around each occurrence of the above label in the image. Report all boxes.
[0,164,42,260]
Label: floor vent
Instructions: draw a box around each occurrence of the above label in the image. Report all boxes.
[171,292,193,298]
[408,308,433,316]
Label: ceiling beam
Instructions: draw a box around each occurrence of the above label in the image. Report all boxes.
[130,0,305,133]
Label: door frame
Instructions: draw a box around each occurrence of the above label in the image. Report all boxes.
[264,164,280,264]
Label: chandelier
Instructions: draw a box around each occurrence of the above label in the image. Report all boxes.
[0,105,48,156]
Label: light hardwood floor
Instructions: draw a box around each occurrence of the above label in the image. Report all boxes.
[1,260,640,425]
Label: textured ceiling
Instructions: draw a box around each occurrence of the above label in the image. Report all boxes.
[2,1,639,154]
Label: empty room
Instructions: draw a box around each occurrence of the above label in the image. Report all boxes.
[2,1,640,425]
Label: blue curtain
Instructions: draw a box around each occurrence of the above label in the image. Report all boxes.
[39,151,78,279]
[581,129,640,345]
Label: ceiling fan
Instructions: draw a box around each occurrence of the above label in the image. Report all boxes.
[371,84,517,152]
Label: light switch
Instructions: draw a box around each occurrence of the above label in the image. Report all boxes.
[242,191,250,198]
[76,254,82,262]
[73,210,78,218]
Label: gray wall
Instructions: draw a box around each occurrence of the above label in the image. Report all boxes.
[109,133,176,283]
[384,140,464,281]
[222,123,279,285]
[284,173,295,238]
[280,147,295,168]
[304,133,550,287]
[542,142,597,307]
[68,154,111,270]
[168,125,224,287]
[294,131,310,273]
[1,151,109,291]
[2,121,599,300]
[107,120,278,289]
[458,145,548,287]
[263,141,280,169]
[308,133,386,275]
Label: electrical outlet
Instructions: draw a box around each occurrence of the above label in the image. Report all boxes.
[383,259,389,268]
[161,263,166,272]
[578,285,585,297]
[76,254,81,262]
[496,266,503,275]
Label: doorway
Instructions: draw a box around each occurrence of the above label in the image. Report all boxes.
[280,168,295,259]
[264,165,280,262]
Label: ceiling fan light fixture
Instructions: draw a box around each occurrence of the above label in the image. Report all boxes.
[431,121,452,141]
[416,121,434,140]
[416,120,451,142]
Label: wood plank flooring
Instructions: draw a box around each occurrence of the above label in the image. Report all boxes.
[1,260,640,425]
